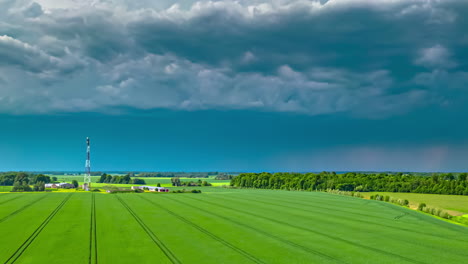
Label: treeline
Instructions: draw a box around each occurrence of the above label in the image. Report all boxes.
[0,172,51,186]
[137,172,218,178]
[97,174,146,185]
[230,172,468,195]
[214,173,235,180]
[170,177,212,187]
[0,172,52,192]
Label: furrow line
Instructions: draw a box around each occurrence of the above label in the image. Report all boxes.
[115,195,180,264]
[240,192,468,238]
[139,196,265,264]
[4,193,73,264]
[184,195,427,264]
[0,196,22,206]
[89,193,98,264]
[158,195,346,264]
[238,192,393,222]
[0,195,48,224]
[221,193,468,243]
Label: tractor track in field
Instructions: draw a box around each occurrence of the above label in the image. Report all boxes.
[251,192,468,237]
[139,196,266,264]
[115,195,180,264]
[0,195,48,224]
[0,196,22,206]
[222,193,468,243]
[240,192,394,222]
[374,200,468,232]
[184,195,427,264]
[3,193,73,264]
[89,193,98,264]
[157,195,346,264]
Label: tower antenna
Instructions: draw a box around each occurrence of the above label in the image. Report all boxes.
[84,137,91,191]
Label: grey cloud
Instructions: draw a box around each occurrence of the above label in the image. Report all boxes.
[0,35,57,72]
[0,35,86,80]
[0,0,467,117]
[23,2,43,17]
[415,45,457,69]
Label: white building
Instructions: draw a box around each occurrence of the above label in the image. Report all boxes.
[131,186,169,192]
[45,182,75,189]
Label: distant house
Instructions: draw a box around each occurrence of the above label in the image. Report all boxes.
[131,186,169,192]
[45,183,75,189]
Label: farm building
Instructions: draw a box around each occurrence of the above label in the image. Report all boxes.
[45,183,75,189]
[131,186,169,192]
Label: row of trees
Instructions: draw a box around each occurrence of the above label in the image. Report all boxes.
[170,177,212,187]
[0,172,52,186]
[96,174,146,185]
[214,174,235,180]
[230,172,468,195]
[2,172,55,192]
[137,172,217,178]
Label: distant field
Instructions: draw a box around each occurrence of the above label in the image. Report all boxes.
[0,186,12,192]
[363,192,468,216]
[53,175,231,187]
[0,188,467,263]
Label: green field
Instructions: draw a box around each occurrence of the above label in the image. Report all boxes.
[0,186,12,192]
[363,192,468,216]
[0,188,467,263]
[53,176,231,187]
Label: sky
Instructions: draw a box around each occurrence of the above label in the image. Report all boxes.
[0,0,468,172]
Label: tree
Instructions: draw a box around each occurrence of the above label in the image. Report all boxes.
[418,203,427,211]
[12,181,22,192]
[99,173,107,183]
[52,176,58,182]
[32,174,51,184]
[22,181,32,192]
[72,180,79,188]
[458,173,467,182]
[122,174,131,184]
[105,175,112,183]
[171,177,181,186]
[157,183,161,187]
[33,181,45,191]
[201,181,211,186]
[132,178,146,184]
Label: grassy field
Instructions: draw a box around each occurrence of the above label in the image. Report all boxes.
[363,192,468,216]
[0,186,12,192]
[0,188,467,263]
[53,176,230,187]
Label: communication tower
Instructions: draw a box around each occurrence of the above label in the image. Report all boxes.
[84,137,91,191]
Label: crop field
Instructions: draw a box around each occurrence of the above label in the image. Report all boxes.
[0,188,467,263]
[363,192,468,216]
[53,176,230,187]
[0,186,12,192]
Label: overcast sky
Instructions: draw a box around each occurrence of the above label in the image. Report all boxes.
[1,0,467,172]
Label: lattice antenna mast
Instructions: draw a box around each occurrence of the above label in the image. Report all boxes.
[84,137,91,191]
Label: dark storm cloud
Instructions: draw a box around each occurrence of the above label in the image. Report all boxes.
[0,0,467,117]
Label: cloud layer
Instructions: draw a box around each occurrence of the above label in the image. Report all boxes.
[0,0,467,117]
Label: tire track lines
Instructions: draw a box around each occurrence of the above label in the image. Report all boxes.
[239,192,393,222]
[4,193,73,264]
[374,200,468,235]
[157,195,345,264]
[89,193,98,264]
[0,196,22,206]
[266,192,468,238]
[184,195,427,264]
[115,195,180,264]
[222,193,468,243]
[138,196,266,264]
[241,192,461,235]
[0,195,48,224]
